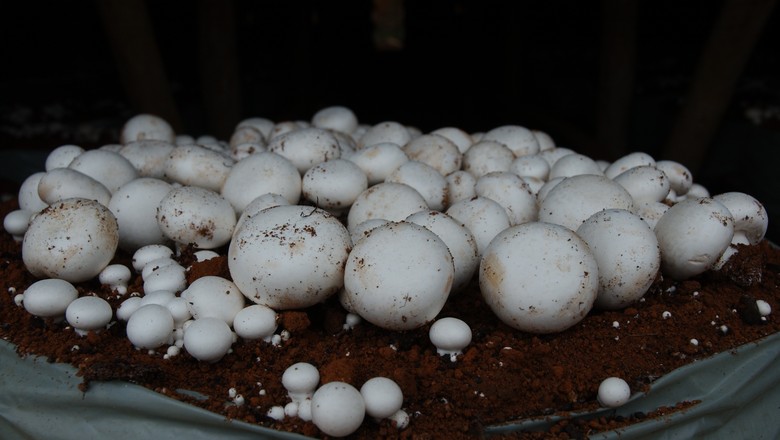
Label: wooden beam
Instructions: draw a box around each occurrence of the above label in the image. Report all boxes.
[597,0,638,160]
[96,0,182,132]
[662,0,777,173]
[197,0,241,139]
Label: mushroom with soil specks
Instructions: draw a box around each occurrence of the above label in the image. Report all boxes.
[22,198,119,283]
[654,197,734,280]
[342,221,454,330]
[229,205,351,310]
[479,222,599,333]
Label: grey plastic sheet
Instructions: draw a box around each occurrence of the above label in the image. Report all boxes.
[2,332,779,440]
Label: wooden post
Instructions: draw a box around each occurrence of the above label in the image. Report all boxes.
[197,0,241,139]
[96,0,182,132]
[597,0,638,161]
[662,0,777,173]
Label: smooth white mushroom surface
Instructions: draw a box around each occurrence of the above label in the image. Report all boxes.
[220,152,302,212]
[654,197,735,280]
[341,221,454,330]
[311,382,366,438]
[576,209,660,309]
[479,222,599,333]
[21,278,79,318]
[538,174,634,231]
[181,276,246,327]
[108,177,173,251]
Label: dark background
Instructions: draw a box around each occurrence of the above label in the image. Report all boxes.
[1,0,779,239]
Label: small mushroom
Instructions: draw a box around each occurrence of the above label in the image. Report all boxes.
[65,296,113,336]
[429,317,472,361]
[233,304,278,341]
[182,317,233,362]
[311,382,365,438]
[99,264,132,295]
[21,278,79,318]
[360,377,404,420]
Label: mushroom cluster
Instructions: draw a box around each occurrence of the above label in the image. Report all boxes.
[4,107,771,436]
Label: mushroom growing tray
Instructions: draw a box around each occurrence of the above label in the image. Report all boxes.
[1,331,779,440]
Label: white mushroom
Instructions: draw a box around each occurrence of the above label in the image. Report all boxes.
[157,186,236,249]
[712,192,768,244]
[603,152,655,179]
[311,105,358,134]
[266,127,341,175]
[126,304,175,349]
[18,172,49,213]
[481,125,540,157]
[99,264,132,295]
[479,222,599,333]
[446,196,510,257]
[402,133,462,176]
[341,221,454,330]
[118,140,176,179]
[445,170,477,205]
[220,152,302,213]
[131,244,174,273]
[576,209,660,309]
[538,174,634,231]
[386,161,448,211]
[430,126,473,154]
[360,377,404,420]
[233,304,278,341]
[548,153,603,179]
[65,296,113,336]
[654,197,734,280]
[655,160,693,196]
[311,382,365,437]
[234,193,291,232]
[302,159,368,213]
[359,121,411,149]
[347,182,428,231]
[405,209,479,293]
[108,177,173,251]
[45,144,85,171]
[163,144,234,192]
[37,168,112,206]
[22,198,119,283]
[347,142,409,186]
[613,165,671,204]
[3,209,34,241]
[181,276,246,326]
[429,317,472,361]
[236,117,274,141]
[120,114,175,144]
[461,140,514,177]
[474,172,537,226]
[68,149,139,194]
[21,278,79,318]
[509,154,550,181]
[183,317,233,363]
[229,205,351,309]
